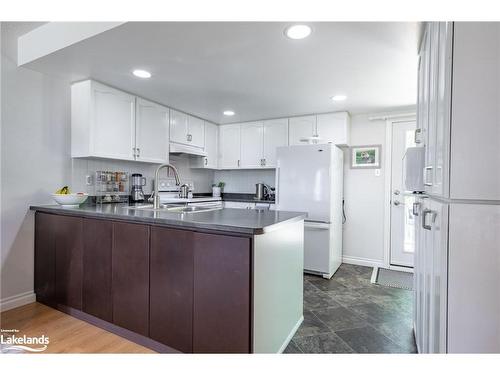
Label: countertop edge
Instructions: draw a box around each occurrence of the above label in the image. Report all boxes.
[29,205,306,236]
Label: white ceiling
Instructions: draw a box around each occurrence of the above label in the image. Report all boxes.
[20,22,419,124]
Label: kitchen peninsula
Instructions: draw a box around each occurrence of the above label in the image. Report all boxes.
[30,204,305,353]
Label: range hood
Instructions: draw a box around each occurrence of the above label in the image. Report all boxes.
[169,142,207,157]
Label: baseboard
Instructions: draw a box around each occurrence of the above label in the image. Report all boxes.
[342,255,384,269]
[277,315,304,354]
[0,291,36,312]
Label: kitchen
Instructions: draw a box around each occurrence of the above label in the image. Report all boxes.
[1,14,499,364]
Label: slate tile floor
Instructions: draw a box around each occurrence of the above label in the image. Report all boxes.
[284,263,417,354]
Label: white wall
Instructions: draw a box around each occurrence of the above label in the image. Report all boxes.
[213,169,275,193]
[342,113,387,266]
[1,23,71,308]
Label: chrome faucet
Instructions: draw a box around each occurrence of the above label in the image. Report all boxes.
[152,163,181,209]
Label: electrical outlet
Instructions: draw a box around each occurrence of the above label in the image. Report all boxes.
[85,175,93,185]
[374,169,381,177]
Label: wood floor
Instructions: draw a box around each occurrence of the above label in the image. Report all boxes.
[0,302,155,353]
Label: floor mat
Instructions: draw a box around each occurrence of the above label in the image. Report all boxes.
[375,268,413,290]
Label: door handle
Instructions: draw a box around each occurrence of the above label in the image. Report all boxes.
[393,200,401,206]
[394,189,400,195]
[205,157,208,166]
[237,159,241,167]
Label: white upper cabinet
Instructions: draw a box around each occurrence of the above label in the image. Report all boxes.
[72,80,136,161]
[263,118,289,167]
[169,110,205,149]
[240,122,264,168]
[288,115,316,145]
[316,112,351,146]
[187,116,205,149]
[135,98,169,163]
[169,109,189,145]
[191,121,218,169]
[219,124,241,169]
[449,22,500,200]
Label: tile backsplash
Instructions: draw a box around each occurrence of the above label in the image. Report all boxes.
[70,155,276,196]
[213,169,276,193]
[71,155,215,195]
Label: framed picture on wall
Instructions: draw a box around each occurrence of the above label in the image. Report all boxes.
[350,145,381,169]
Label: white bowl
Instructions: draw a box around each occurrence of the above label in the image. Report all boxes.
[52,193,89,208]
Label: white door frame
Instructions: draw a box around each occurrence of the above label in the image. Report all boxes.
[380,114,417,272]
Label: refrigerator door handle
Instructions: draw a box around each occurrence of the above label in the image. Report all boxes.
[275,167,280,206]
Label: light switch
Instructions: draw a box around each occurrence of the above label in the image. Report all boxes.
[374,169,381,177]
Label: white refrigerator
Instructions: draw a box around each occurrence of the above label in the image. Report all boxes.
[275,144,343,279]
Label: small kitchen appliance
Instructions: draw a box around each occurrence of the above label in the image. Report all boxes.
[130,173,147,203]
[255,183,273,201]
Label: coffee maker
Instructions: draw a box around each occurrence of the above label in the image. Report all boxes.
[130,173,147,202]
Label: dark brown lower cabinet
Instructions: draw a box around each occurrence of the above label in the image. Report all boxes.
[193,232,252,353]
[35,212,56,305]
[54,215,83,309]
[35,212,254,353]
[112,222,150,336]
[82,218,112,322]
[150,227,194,353]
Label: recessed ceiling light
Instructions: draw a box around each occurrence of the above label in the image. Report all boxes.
[223,110,235,116]
[331,95,347,101]
[284,24,312,40]
[132,69,151,79]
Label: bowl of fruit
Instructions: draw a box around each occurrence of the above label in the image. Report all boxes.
[52,186,88,208]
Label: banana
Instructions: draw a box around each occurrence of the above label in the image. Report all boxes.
[55,186,70,195]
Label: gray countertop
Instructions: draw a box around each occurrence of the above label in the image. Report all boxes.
[29,204,306,235]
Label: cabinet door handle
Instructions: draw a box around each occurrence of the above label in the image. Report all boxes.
[237,159,241,167]
[424,166,433,186]
[422,209,436,230]
[413,202,420,216]
[263,158,266,166]
[205,157,208,166]
[414,128,422,144]
[136,148,140,157]
[132,147,137,158]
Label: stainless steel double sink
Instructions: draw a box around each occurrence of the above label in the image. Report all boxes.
[124,204,222,214]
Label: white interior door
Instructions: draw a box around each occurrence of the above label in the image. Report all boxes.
[390,120,417,267]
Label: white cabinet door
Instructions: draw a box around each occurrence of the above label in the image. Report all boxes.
[428,199,448,354]
[263,118,288,168]
[203,121,218,169]
[424,22,439,194]
[433,22,452,198]
[219,124,241,169]
[187,115,205,149]
[449,22,500,200]
[169,109,189,145]
[413,196,425,353]
[135,98,169,163]
[240,121,264,168]
[91,82,136,160]
[288,115,316,145]
[448,204,500,353]
[316,112,350,146]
